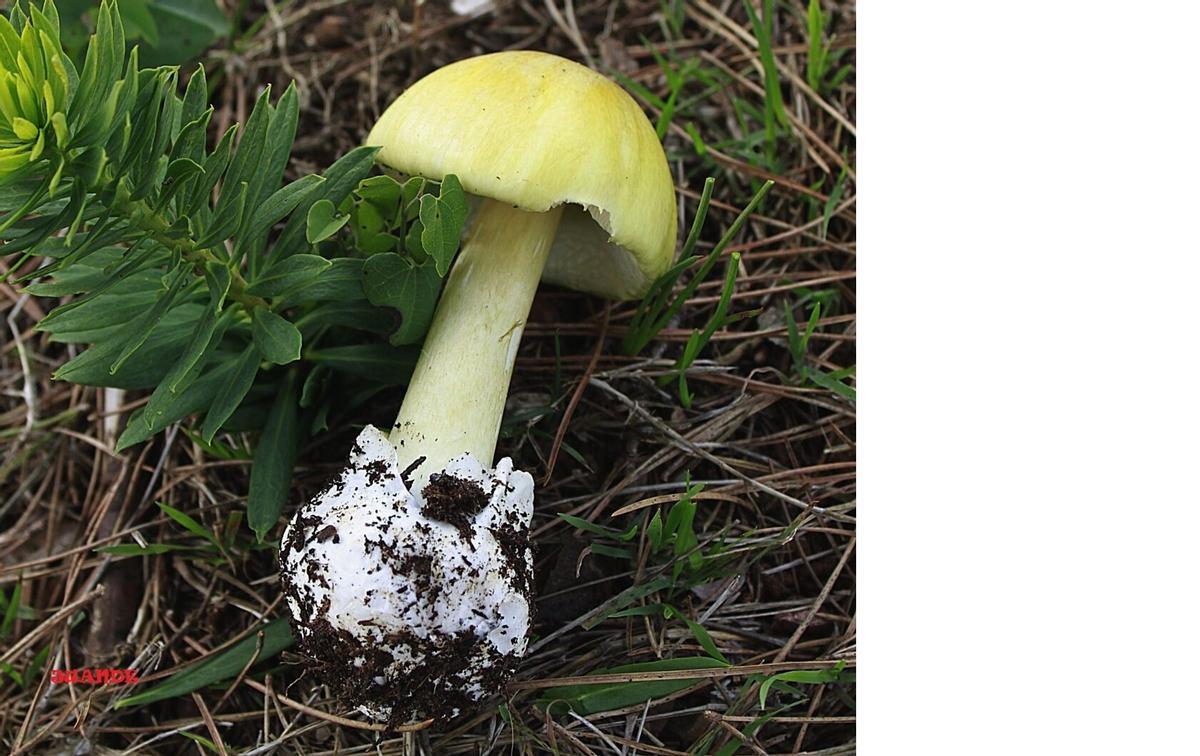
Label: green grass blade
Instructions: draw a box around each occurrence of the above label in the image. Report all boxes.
[115,619,293,709]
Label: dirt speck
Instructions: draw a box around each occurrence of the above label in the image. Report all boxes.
[421,473,489,537]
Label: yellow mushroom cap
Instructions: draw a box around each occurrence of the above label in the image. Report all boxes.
[366,51,677,300]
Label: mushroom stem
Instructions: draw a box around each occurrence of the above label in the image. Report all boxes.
[389,198,564,484]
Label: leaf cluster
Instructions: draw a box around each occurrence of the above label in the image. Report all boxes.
[1,1,468,539]
[52,0,230,67]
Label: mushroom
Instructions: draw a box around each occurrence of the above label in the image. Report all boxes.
[279,51,676,725]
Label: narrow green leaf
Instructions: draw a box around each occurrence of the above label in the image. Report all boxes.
[203,262,231,309]
[665,606,729,664]
[114,352,240,450]
[184,123,236,214]
[201,344,260,442]
[248,373,300,541]
[141,305,227,427]
[293,301,392,337]
[109,268,191,374]
[806,0,829,91]
[304,344,416,383]
[253,82,298,211]
[2,583,21,639]
[558,513,637,541]
[298,365,329,409]
[218,86,271,213]
[196,180,247,248]
[97,543,196,556]
[585,576,674,629]
[806,367,856,401]
[758,662,847,708]
[157,502,219,546]
[539,657,728,715]
[243,174,324,240]
[274,257,363,306]
[54,305,206,390]
[821,163,848,240]
[180,63,209,130]
[589,544,633,559]
[23,251,137,295]
[179,732,219,754]
[115,620,293,709]
[244,253,331,298]
[647,511,664,550]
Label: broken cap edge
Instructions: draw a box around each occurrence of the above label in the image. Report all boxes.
[365,50,678,300]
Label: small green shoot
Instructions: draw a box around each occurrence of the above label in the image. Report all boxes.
[157,501,221,547]
[803,1,853,95]
[665,476,706,579]
[785,300,856,401]
[821,161,849,239]
[609,603,730,664]
[1,643,50,689]
[660,0,686,38]
[557,513,639,543]
[660,249,760,408]
[179,732,221,754]
[746,0,789,168]
[97,501,271,561]
[624,179,773,359]
[538,656,728,716]
[562,476,718,587]
[1,583,36,638]
[116,619,293,708]
[757,660,849,708]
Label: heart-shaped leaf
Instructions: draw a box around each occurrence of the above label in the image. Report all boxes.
[362,253,442,345]
[305,198,349,244]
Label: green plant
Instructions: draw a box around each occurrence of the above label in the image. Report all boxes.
[115,618,293,708]
[785,298,856,400]
[54,0,229,66]
[0,584,36,638]
[560,476,734,591]
[1,1,467,539]
[757,661,847,708]
[625,178,773,407]
[538,656,728,716]
[801,0,852,95]
[746,0,788,168]
[97,502,273,565]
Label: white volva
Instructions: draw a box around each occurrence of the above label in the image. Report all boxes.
[280,426,534,721]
